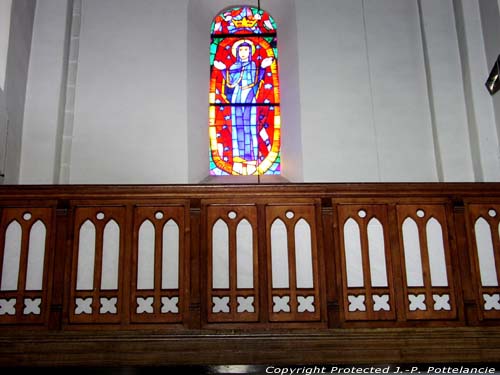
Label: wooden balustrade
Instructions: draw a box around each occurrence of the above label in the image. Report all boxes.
[0,183,500,365]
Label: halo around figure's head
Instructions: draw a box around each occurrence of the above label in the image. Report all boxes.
[232,39,256,58]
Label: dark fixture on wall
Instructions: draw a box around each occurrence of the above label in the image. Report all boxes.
[486,55,500,96]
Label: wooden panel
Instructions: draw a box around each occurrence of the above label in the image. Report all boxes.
[0,183,500,366]
[131,205,186,324]
[337,204,395,321]
[1,327,500,366]
[396,204,457,320]
[206,204,259,323]
[69,206,126,324]
[466,204,500,320]
[0,207,54,326]
[266,204,321,322]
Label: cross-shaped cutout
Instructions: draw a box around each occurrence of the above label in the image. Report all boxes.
[484,293,500,311]
[161,296,179,313]
[297,296,315,313]
[75,297,92,314]
[23,298,41,315]
[100,297,117,314]
[348,295,366,312]
[237,296,254,313]
[409,294,427,311]
[433,294,451,311]
[373,294,390,312]
[273,296,290,313]
[0,298,16,315]
[136,297,154,314]
[212,296,230,313]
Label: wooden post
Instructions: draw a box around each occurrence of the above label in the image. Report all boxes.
[49,199,70,330]
[188,198,201,329]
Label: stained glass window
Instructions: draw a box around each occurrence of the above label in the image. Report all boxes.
[209,6,281,176]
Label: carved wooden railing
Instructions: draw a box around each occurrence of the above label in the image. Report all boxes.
[0,183,500,365]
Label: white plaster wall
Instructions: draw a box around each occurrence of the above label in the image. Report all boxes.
[186,0,213,184]
[3,0,36,184]
[478,0,500,161]
[19,0,70,184]
[264,0,303,182]
[0,0,12,90]
[419,0,474,181]
[0,0,12,181]
[297,0,380,182]
[364,0,437,181]
[297,0,438,182]
[480,0,500,73]
[16,0,500,183]
[70,0,188,183]
[454,0,500,181]
[0,87,7,182]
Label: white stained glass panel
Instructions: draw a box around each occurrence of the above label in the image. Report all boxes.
[138,220,155,290]
[271,219,289,288]
[367,218,388,287]
[475,218,498,287]
[402,218,424,287]
[344,218,363,287]
[25,221,46,291]
[101,220,120,290]
[426,218,448,287]
[162,219,179,289]
[212,219,229,289]
[295,219,313,288]
[236,219,253,289]
[1,221,22,291]
[76,220,95,291]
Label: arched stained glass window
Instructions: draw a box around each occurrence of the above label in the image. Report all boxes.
[209,6,281,176]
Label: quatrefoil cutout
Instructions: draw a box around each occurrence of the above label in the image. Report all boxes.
[273,296,290,313]
[409,294,427,311]
[297,296,315,313]
[0,298,16,315]
[237,296,254,313]
[23,298,41,315]
[161,296,179,313]
[348,295,366,312]
[433,294,451,311]
[372,294,390,312]
[100,297,117,314]
[212,296,230,313]
[75,297,92,314]
[136,297,154,314]
[484,294,500,311]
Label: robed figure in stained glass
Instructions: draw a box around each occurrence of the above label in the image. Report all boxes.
[213,40,273,163]
[209,6,281,176]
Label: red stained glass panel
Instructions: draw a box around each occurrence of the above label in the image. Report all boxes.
[209,7,280,176]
